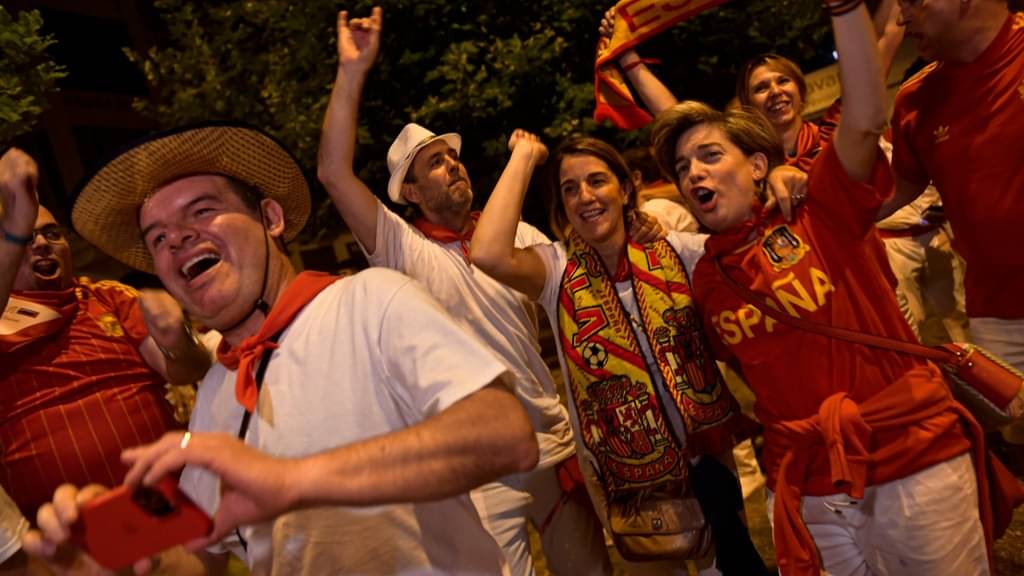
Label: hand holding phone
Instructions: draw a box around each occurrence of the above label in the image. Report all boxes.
[70,477,212,570]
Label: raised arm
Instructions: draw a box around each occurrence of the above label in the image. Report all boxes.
[874,0,905,76]
[470,130,550,300]
[136,289,211,384]
[317,8,384,253]
[117,380,537,547]
[831,1,888,182]
[0,149,39,312]
[599,7,678,115]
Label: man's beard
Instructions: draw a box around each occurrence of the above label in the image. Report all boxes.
[423,183,473,223]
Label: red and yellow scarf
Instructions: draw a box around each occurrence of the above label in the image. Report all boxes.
[558,230,737,495]
[594,0,729,130]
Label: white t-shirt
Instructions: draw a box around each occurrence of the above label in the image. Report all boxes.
[641,197,699,234]
[182,269,511,575]
[0,485,27,564]
[364,203,574,468]
[532,231,707,518]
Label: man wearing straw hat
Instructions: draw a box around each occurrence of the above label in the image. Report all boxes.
[21,121,539,575]
[0,148,208,523]
[317,9,611,575]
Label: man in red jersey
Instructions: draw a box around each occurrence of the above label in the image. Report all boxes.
[0,148,210,521]
[887,0,1024,444]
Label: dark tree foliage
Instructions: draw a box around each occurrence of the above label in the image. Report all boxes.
[128,0,832,238]
[0,6,66,146]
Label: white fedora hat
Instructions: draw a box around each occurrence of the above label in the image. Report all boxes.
[386,123,461,204]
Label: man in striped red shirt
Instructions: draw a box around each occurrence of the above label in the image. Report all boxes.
[0,148,211,523]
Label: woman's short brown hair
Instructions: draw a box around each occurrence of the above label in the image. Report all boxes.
[546,136,636,240]
[735,53,807,109]
[650,100,785,189]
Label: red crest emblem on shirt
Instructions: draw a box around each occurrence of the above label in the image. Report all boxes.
[761,225,809,271]
[95,313,125,337]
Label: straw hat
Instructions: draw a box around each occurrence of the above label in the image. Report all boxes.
[386,123,461,204]
[71,122,310,273]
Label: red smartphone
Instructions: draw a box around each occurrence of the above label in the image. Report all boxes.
[70,477,213,570]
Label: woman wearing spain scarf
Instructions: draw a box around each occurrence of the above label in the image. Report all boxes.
[644,1,1024,575]
[469,134,808,571]
[472,135,762,575]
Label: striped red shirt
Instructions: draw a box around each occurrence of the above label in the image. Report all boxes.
[0,278,179,518]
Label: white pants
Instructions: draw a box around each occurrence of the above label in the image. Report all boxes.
[971,317,1024,373]
[471,460,611,576]
[882,228,969,344]
[970,317,1024,444]
[766,453,988,576]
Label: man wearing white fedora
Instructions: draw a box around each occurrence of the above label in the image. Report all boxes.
[22,117,539,575]
[317,8,612,575]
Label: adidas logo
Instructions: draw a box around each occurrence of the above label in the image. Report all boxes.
[933,125,950,144]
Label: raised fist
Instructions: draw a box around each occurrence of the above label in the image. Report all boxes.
[599,7,617,39]
[507,129,549,165]
[0,148,40,239]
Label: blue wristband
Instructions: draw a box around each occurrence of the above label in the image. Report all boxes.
[2,228,32,246]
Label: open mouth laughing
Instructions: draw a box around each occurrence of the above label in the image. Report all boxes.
[31,258,60,277]
[578,207,606,223]
[691,186,717,212]
[180,251,222,282]
[766,99,791,116]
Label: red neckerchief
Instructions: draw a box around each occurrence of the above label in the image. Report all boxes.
[216,271,340,412]
[1,286,79,353]
[703,201,773,259]
[412,211,480,263]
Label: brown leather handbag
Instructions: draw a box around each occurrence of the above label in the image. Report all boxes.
[607,481,714,562]
[716,259,1024,430]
